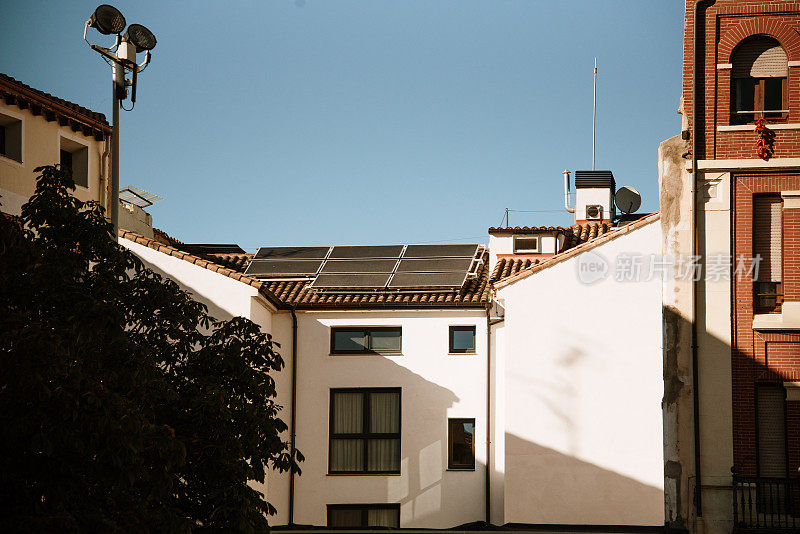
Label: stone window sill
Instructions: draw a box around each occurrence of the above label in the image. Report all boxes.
[753,303,800,330]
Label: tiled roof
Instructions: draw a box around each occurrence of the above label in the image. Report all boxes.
[561,222,614,250]
[490,257,542,282]
[488,225,567,235]
[487,222,613,252]
[493,212,661,289]
[0,73,110,140]
[119,229,492,310]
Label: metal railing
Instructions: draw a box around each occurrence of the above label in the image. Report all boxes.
[733,475,800,531]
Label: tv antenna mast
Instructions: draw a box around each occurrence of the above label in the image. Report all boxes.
[592,57,597,171]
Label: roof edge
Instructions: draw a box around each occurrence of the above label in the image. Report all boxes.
[493,211,661,289]
[118,228,288,310]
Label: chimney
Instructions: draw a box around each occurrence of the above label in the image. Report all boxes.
[573,170,615,224]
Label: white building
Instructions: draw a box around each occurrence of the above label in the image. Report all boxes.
[118,169,666,529]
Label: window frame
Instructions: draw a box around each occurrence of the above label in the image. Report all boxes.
[327,503,400,528]
[59,135,90,189]
[0,110,23,163]
[329,387,401,475]
[752,193,783,314]
[513,235,540,254]
[449,325,476,354]
[330,326,402,355]
[731,76,788,124]
[447,418,476,470]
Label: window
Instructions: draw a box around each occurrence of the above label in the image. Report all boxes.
[513,235,539,253]
[331,327,401,354]
[731,37,788,123]
[449,325,476,354]
[448,418,475,470]
[60,137,89,188]
[0,112,22,162]
[753,194,783,313]
[329,388,400,474]
[328,504,400,528]
[756,384,788,513]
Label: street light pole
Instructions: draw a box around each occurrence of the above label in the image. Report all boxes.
[111,62,121,238]
[84,5,157,241]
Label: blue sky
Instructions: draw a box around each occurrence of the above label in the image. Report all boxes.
[1,1,684,251]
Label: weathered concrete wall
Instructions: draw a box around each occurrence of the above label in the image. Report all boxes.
[659,133,695,531]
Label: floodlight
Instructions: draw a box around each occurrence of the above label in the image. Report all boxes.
[123,24,157,52]
[88,4,126,35]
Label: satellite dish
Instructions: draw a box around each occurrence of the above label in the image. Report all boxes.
[614,186,641,214]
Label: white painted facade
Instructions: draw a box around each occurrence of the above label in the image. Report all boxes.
[493,218,664,526]
[122,218,665,528]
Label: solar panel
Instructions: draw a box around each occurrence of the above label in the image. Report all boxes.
[396,257,473,272]
[328,245,404,259]
[320,259,398,274]
[311,273,393,288]
[119,185,162,208]
[244,259,323,277]
[403,244,479,258]
[388,272,469,289]
[254,246,330,260]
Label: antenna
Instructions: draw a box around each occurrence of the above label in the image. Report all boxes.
[592,57,597,171]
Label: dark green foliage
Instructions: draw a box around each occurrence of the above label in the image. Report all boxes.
[0,166,301,532]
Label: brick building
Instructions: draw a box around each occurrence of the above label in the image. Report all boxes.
[662,1,800,533]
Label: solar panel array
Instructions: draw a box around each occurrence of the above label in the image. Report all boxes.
[244,244,483,290]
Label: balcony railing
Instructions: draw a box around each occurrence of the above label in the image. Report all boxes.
[733,475,800,531]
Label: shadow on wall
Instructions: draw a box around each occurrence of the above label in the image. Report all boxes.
[505,433,664,526]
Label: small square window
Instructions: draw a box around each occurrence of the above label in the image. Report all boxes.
[331,327,401,354]
[513,235,539,253]
[0,113,22,162]
[449,325,475,354]
[328,504,400,527]
[448,418,475,470]
[60,137,89,188]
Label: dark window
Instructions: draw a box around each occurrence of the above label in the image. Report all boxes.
[60,149,73,171]
[756,384,788,514]
[449,326,476,354]
[328,504,400,528]
[513,236,539,253]
[753,194,783,314]
[0,114,22,162]
[330,388,400,474]
[448,418,475,470]
[731,37,788,123]
[331,327,401,354]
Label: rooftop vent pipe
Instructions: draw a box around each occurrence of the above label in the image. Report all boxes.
[563,169,575,213]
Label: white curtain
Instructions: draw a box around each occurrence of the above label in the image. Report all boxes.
[331,439,363,471]
[367,438,399,472]
[368,508,399,528]
[333,392,362,433]
[370,392,399,433]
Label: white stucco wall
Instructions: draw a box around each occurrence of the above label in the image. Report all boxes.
[496,220,664,526]
[269,309,490,529]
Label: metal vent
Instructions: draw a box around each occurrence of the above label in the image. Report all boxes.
[574,170,615,189]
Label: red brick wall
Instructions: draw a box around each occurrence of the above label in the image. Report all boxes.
[733,173,800,475]
[683,1,800,159]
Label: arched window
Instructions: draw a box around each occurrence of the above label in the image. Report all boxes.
[731,37,788,123]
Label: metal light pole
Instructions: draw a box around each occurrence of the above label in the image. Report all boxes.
[84,5,156,240]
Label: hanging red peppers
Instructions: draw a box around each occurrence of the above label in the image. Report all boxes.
[754,117,775,160]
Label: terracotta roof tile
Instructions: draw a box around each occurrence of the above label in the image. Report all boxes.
[0,73,110,139]
[493,212,661,288]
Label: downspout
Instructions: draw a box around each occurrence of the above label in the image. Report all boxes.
[288,308,298,525]
[691,0,714,518]
[485,304,492,524]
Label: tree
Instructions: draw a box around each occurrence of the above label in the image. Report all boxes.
[0,166,301,533]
